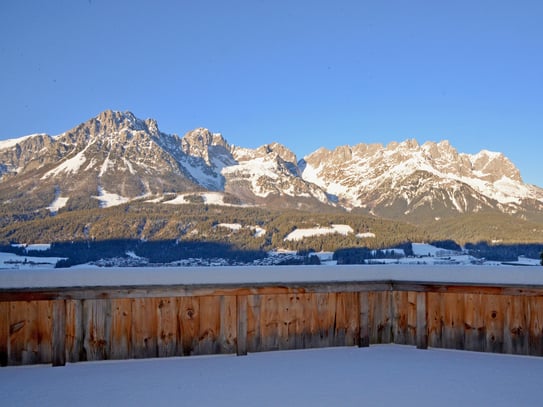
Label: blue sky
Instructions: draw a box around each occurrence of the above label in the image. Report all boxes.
[1,0,542,186]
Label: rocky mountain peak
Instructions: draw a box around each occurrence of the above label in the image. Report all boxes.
[469,150,521,183]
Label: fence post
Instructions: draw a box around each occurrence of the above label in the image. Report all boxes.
[236,295,248,356]
[52,300,66,366]
[416,292,428,350]
[359,292,370,347]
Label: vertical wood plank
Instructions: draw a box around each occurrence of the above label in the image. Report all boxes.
[110,298,132,360]
[130,298,157,359]
[528,296,543,356]
[9,301,38,365]
[37,301,52,364]
[484,294,504,354]
[260,294,281,351]
[441,293,464,350]
[237,295,247,356]
[427,292,442,348]
[178,297,200,356]
[52,300,66,366]
[157,297,179,358]
[504,296,529,355]
[392,291,408,345]
[198,296,221,355]
[359,292,370,347]
[407,291,417,346]
[0,302,9,366]
[334,292,359,347]
[83,299,112,361]
[246,295,261,353]
[314,293,336,348]
[372,291,392,344]
[66,300,84,362]
[416,292,428,349]
[464,293,486,352]
[218,296,237,354]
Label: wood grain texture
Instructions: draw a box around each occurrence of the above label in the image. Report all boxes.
[0,302,9,366]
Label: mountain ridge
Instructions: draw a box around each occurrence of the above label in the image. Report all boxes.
[1,110,542,222]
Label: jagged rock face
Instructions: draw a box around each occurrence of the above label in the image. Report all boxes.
[0,110,542,220]
[301,139,543,218]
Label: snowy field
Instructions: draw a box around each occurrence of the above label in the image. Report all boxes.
[1,345,542,407]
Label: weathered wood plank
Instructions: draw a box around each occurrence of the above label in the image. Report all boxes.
[9,301,39,365]
[427,292,442,348]
[52,300,66,366]
[440,293,464,350]
[528,296,543,356]
[130,298,157,359]
[37,301,52,364]
[66,300,84,362]
[218,295,237,354]
[0,302,9,366]
[484,294,504,353]
[359,292,370,347]
[371,291,391,344]
[178,296,199,356]
[464,294,486,352]
[392,291,408,345]
[157,297,179,358]
[83,299,112,361]
[237,295,247,356]
[416,292,428,349]
[313,293,336,348]
[504,296,529,355]
[197,296,221,355]
[260,294,282,351]
[246,294,261,353]
[334,292,359,347]
[110,298,132,360]
[407,291,417,346]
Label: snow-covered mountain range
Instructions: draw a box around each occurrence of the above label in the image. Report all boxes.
[1,110,542,220]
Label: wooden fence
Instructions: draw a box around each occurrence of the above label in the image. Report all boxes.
[1,279,543,366]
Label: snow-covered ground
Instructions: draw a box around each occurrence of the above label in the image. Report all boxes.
[2,264,543,289]
[284,224,354,241]
[1,345,542,407]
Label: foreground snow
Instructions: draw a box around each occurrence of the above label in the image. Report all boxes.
[1,345,542,407]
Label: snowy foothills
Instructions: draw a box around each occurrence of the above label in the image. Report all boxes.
[1,110,542,268]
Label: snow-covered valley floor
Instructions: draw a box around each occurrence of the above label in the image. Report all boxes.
[2,345,542,407]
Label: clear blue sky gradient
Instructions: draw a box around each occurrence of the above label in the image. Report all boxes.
[1,0,542,186]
